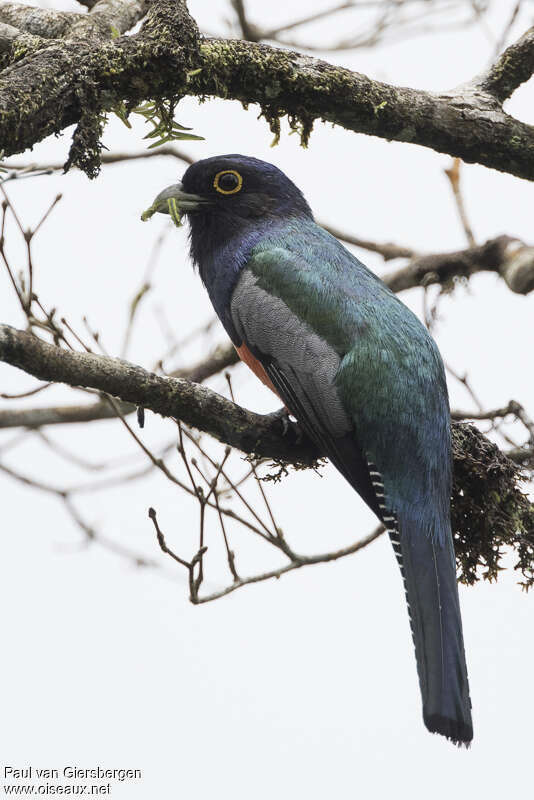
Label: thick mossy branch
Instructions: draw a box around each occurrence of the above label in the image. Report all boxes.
[193,37,534,181]
[451,423,534,589]
[0,0,200,173]
[0,1,533,180]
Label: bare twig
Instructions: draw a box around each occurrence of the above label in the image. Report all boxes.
[0,382,52,399]
[444,158,476,247]
[1,147,195,174]
[320,222,417,261]
[493,1,522,60]
[452,401,534,444]
[153,510,384,604]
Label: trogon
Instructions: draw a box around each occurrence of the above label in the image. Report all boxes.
[147,154,473,745]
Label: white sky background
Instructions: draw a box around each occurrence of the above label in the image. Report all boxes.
[1,0,534,797]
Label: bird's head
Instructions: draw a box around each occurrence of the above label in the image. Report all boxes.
[145,154,312,229]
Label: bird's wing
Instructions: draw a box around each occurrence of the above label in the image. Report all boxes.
[230,267,381,517]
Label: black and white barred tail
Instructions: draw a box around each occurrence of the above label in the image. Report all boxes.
[368,460,473,746]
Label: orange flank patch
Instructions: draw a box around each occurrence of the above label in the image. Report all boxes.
[235,343,280,399]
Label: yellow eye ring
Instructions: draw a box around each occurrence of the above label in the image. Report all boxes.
[213,169,243,195]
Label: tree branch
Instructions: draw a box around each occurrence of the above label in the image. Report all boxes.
[0,3,85,39]
[0,1,533,180]
[0,325,308,461]
[320,222,417,261]
[382,235,534,295]
[0,0,200,167]
[2,323,533,590]
[0,322,529,470]
[452,400,534,443]
[477,23,534,103]
[196,34,534,181]
[1,146,196,173]
[0,341,239,429]
[0,0,150,41]
[154,507,385,605]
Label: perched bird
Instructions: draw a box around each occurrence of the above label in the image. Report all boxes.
[148,154,473,745]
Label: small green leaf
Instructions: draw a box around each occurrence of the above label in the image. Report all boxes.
[112,101,131,128]
[173,132,204,141]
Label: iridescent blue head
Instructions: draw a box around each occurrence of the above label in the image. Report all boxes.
[182,154,311,220]
[151,154,312,263]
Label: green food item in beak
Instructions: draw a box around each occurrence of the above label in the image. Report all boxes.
[141,182,207,225]
[167,197,182,227]
[141,197,182,226]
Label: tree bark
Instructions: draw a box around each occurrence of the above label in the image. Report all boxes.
[0,0,533,181]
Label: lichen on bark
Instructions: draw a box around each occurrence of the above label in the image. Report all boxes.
[451,423,534,589]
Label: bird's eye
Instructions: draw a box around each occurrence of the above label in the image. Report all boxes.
[213,170,242,195]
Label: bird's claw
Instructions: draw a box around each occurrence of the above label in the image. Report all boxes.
[269,407,303,443]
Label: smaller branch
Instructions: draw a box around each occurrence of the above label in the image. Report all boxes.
[0,0,150,42]
[34,193,62,236]
[172,343,239,383]
[152,488,384,604]
[120,282,151,358]
[382,235,534,295]
[149,507,191,569]
[1,146,196,174]
[0,381,51,399]
[452,400,534,458]
[181,425,276,543]
[104,395,276,540]
[477,23,534,103]
[35,429,114,471]
[191,524,384,605]
[273,7,482,52]
[76,0,99,9]
[320,222,417,261]
[68,0,150,39]
[506,445,534,468]
[0,343,239,429]
[493,1,522,60]
[62,495,166,571]
[0,454,169,569]
[452,399,533,430]
[0,21,23,52]
[444,158,476,247]
[213,488,239,582]
[446,362,484,413]
[230,0,262,42]
[0,3,84,39]
[225,370,280,537]
[263,2,355,39]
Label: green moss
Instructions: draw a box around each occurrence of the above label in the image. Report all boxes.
[374,100,388,116]
[12,34,42,62]
[197,41,327,148]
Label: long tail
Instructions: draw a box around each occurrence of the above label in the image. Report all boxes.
[391,515,473,746]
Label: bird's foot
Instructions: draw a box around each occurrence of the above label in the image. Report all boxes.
[268,407,303,443]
